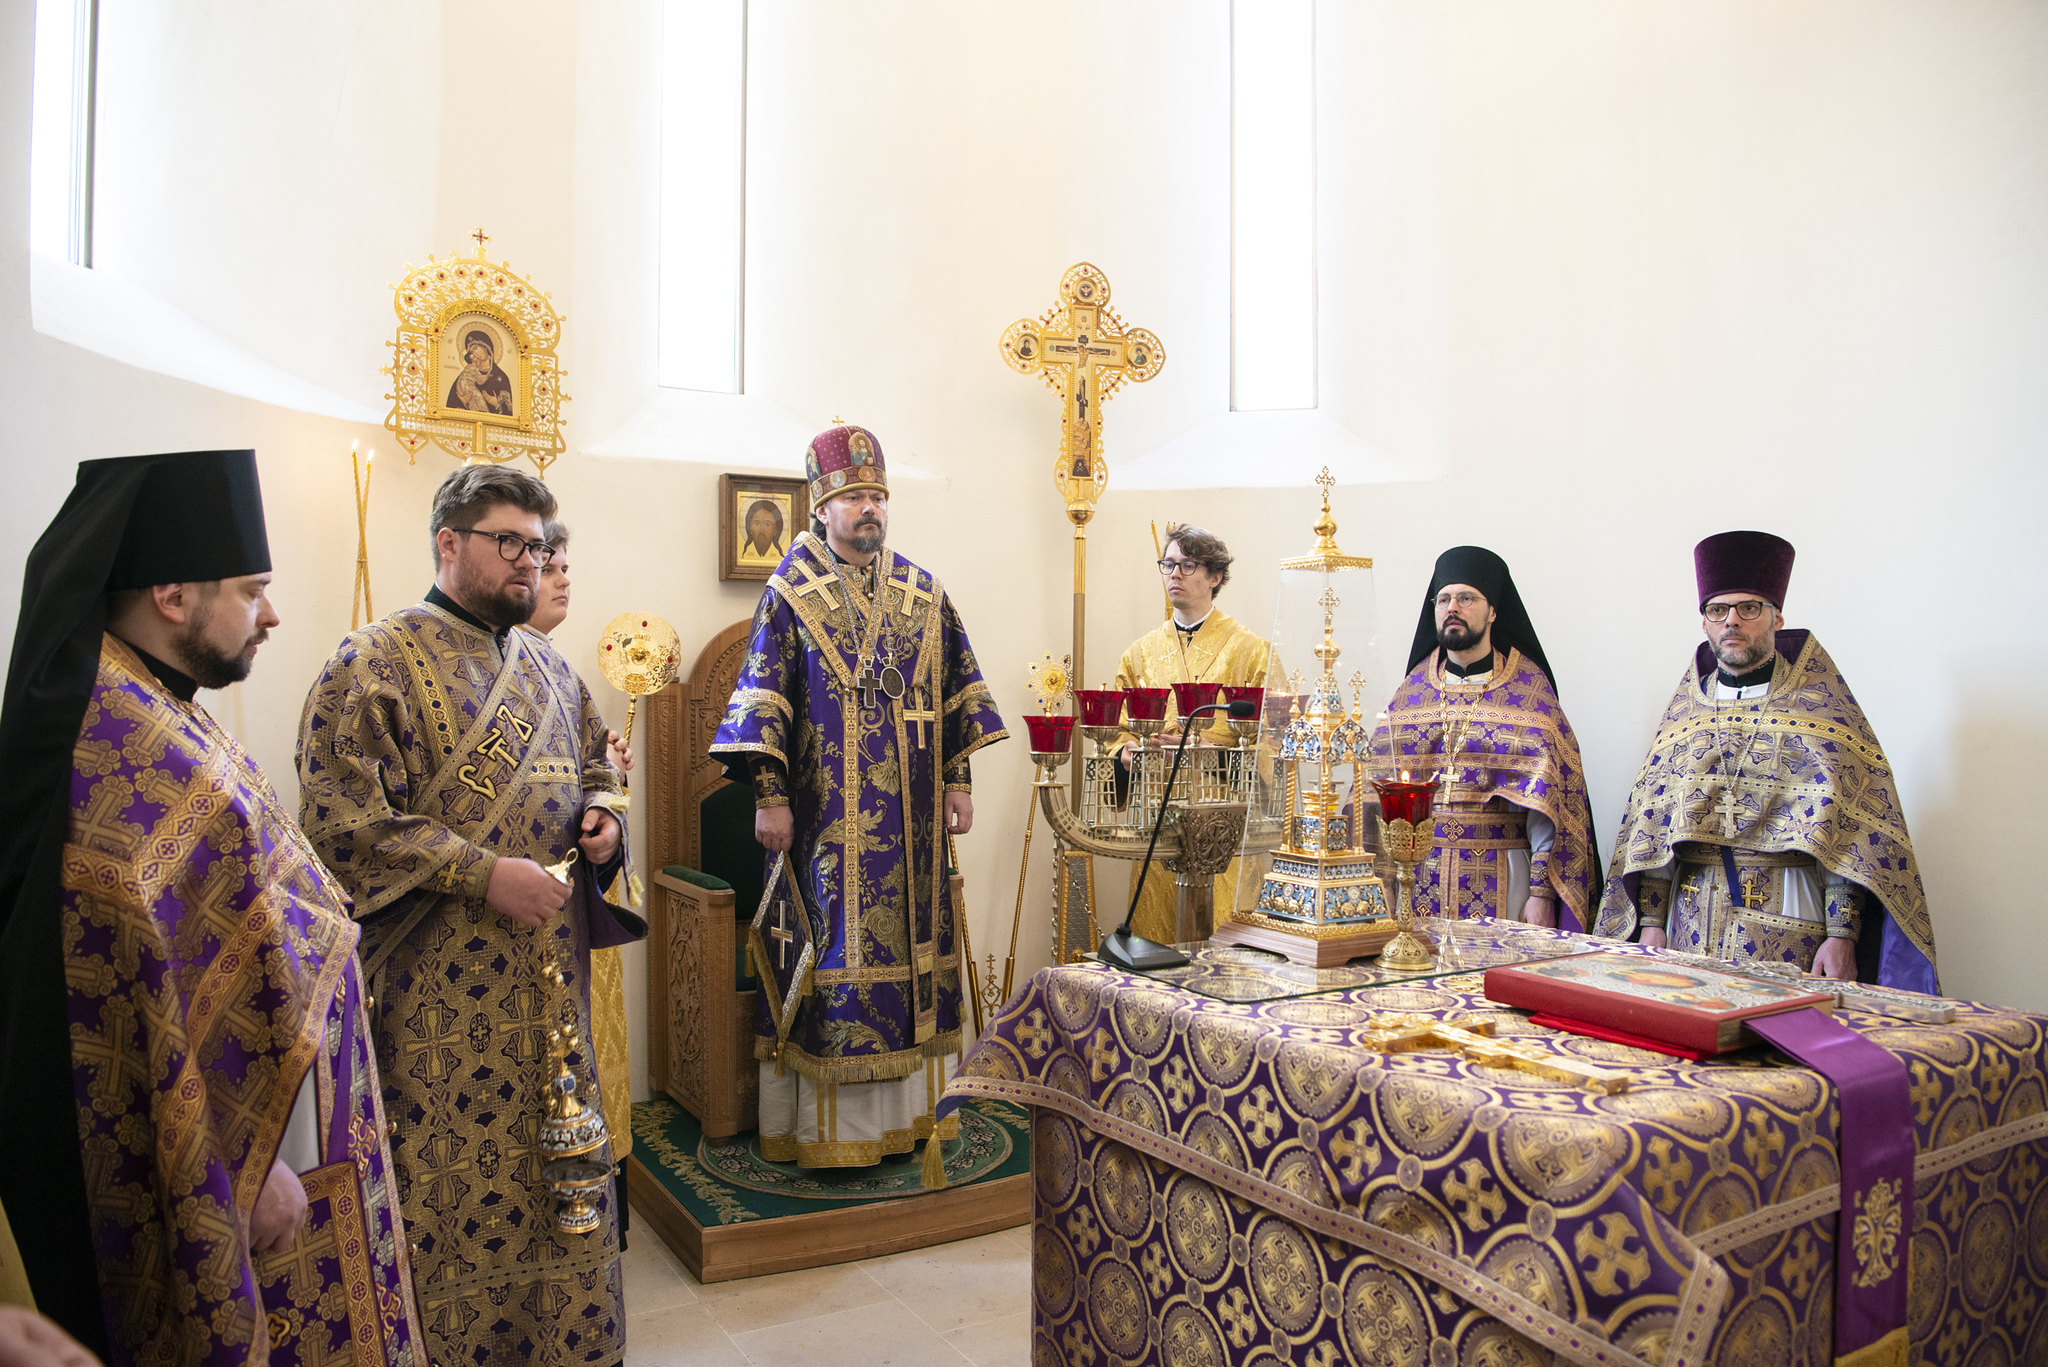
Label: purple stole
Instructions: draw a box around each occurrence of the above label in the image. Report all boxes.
[1748,1010,1914,1365]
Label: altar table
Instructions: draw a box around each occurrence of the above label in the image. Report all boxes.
[942,920,2048,1367]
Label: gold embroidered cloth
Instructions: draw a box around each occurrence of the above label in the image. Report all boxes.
[65,635,420,1366]
[1112,611,1279,941]
[1370,648,1599,928]
[947,919,2048,1366]
[1593,631,1937,991]
[708,532,1007,1096]
[297,604,626,1366]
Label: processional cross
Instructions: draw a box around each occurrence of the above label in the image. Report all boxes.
[1000,263,1164,700]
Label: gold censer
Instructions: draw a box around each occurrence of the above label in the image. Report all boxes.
[536,849,611,1234]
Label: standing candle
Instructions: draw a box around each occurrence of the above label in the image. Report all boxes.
[350,443,376,630]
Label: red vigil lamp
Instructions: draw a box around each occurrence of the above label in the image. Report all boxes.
[1220,685,1265,743]
[1371,777,1437,831]
[1123,686,1170,738]
[1024,714,1075,772]
[1370,776,1439,969]
[1074,688,1125,753]
[1171,681,1223,725]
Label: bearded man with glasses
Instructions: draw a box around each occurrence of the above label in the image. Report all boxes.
[1594,530,1938,989]
[1370,546,1597,930]
[1109,523,1280,944]
[296,464,638,1366]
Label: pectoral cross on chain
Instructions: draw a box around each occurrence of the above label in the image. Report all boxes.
[1716,788,1741,837]
[770,897,795,970]
[856,667,885,710]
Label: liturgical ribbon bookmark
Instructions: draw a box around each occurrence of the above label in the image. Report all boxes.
[1746,1007,1913,1367]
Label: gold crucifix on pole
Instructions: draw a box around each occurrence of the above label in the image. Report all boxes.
[1000,263,1164,699]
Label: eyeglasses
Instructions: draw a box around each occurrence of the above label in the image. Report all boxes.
[1703,599,1770,623]
[1158,559,1207,578]
[451,527,557,566]
[1434,591,1484,610]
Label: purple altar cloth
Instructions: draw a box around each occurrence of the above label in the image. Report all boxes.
[944,923,2048,1366]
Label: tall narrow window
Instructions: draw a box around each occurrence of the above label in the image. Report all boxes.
[30,0,97,265]
[658,0,747,393]
[1231,0,1316,411]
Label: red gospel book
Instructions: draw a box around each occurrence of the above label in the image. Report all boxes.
[1526,1013,1712,1062]
[1485,952,1836,1056]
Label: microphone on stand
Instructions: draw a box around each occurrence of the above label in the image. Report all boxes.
[1097,697,1260,972]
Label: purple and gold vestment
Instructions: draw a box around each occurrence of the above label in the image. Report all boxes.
[298,601,631,1366]
[1371,648,1598,930]
[66,635,420,1366]
[1595,630,1938,990]
[711,532,1006,1166]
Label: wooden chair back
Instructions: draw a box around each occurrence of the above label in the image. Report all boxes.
[645,619,754,874]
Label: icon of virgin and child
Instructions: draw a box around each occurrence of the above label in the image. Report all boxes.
[445,325,515,415]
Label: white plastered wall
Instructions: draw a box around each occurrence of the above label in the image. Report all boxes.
[0,0,2041,1142]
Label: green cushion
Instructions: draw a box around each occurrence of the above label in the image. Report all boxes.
[698,783,767,922]
[661,781,770,993]
[661,866,732,891]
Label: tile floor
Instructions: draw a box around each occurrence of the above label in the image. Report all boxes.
[621,1218,1033,1366]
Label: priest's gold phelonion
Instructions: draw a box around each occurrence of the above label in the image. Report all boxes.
[536,849,612,1234]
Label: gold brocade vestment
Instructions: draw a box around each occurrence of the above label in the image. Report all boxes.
[298,602,628,1367]
[1112,610,1278,944]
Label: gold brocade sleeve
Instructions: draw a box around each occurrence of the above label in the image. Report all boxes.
[295,637,498,914]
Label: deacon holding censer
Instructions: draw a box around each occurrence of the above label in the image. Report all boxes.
[1595,530,1939,988]
[297,465,637,1365]
[712,423,1006,1178]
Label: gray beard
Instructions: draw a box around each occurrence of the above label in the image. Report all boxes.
[1715,637,1773,673]
[849,525,884,555]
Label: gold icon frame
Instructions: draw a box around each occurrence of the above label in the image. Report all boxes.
[384,233,568,477]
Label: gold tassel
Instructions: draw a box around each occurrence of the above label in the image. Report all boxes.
[921,1132,948,1190]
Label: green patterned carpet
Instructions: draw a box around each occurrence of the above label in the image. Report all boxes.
[628,1097,1032,1225]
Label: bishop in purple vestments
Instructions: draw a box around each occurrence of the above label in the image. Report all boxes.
[711,425,1006,1177]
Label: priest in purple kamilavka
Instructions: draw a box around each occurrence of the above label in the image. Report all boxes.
[1595,530,1939,988]
[711,424,1006,1183]
[0,450,419,1367]
[1369,546,1598,930]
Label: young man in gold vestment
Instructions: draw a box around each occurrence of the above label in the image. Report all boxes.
[1112,524,1279,943]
